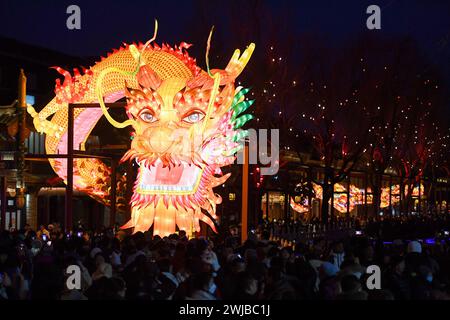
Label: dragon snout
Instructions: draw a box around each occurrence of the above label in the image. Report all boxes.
[147,127,176,153]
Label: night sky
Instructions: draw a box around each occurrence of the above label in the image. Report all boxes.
[0,0,448,57]
[0,0,449,103]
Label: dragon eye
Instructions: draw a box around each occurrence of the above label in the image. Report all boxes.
[183,111,205,124]
[139,111,157,123]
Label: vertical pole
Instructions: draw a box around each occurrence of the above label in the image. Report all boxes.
[389,175,392,216]
[241,144,249,244]
[445,185,450,214]
[285,190,289,221]
[1,177,6,230]
[437,186,441,214]
[125,162,134,223]
[66,104,74,231]
[16,69,27,215]
[418,179,421,215]
[308,168,313,221]
[364,172,368,219]
[330,184,334,224]
[346,175,350,219]
[110,159,117,227]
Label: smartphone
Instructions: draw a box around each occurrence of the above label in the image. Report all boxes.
[47,241,52,246]
[355,230,362,235]
[77,231,83,238]
[18,244,26,255]
[42,234,47,241]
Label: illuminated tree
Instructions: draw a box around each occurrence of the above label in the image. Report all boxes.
[360,36,448,215]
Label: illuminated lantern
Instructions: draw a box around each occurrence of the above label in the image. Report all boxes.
[27,21,255,237]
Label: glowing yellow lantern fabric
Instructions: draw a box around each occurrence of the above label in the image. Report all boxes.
[27,22,255,236]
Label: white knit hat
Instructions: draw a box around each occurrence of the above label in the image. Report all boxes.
[407,241,422,254]
[90,247,102,259]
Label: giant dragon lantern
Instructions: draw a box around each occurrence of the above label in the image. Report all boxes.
[27,21,255,236]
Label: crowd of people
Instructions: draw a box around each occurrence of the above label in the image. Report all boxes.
[0,216,449,300]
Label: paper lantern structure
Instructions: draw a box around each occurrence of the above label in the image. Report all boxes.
[27,21,255,236]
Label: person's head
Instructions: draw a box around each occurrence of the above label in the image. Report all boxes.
[111,237,121,251]
[237,271,258,296]
[280,247,292,260]
[391,256,405,275]
[419,265,433,284]
[407,241,422,254]
[95,253,105,267]
[261,230,270,241]
[39,224,45,231]
[340,274,361,293]
[111,277,127,298]
[179,230,187,239]
[192,272,215,292]
[24,224,31,232]
[332,241,344,254]
[319,262,339,279]
[229,225,239,237]
[267,264,283,284]
[362,245,375,262]
[230,256,246,274]
[158,257,172,273]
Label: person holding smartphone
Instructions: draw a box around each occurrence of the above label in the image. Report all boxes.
[36,225,50,241]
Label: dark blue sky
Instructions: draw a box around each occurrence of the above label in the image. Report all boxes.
[0,0,449,98]
[0,0,449,61]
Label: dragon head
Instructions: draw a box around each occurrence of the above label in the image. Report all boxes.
[97,22,255,236]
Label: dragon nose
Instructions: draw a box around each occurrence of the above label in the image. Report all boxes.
[148,127,174,153]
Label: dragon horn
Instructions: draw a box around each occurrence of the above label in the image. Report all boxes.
[201,26,221,133]
[225,43,256,79]
[129,19,158,66]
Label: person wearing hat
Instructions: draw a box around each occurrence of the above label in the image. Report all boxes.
[407,241,422,254]
[405,240,426,280]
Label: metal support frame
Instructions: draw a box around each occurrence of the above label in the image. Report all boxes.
[27,102,127,231]
[65,102,126,230]
[241,144,249,243]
